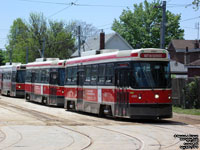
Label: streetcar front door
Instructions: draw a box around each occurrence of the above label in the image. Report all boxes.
[49,71,58,105]
[115,68,130,117]
[76,69,84,111]
[31,71,35,100]
[11,71,16,96]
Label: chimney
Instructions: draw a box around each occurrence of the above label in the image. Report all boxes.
[194,40,199,49]
[100,30,105,50]
[184,46,190,65]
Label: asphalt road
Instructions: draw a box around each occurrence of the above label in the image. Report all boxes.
[0,96,199,150]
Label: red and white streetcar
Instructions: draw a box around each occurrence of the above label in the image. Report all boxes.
[64,48,172,119]
[0,63,26,97]
[25,58,66,107]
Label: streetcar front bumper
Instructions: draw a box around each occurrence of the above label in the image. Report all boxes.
[128,104,172,119]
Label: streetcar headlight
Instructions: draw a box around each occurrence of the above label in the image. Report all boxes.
[18,86,21,89]
[155,94,159,99]
[62,90,64,94]
[168,95,171,100]
[138,94,142,100]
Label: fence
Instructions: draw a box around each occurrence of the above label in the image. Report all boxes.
[172,78,200,108]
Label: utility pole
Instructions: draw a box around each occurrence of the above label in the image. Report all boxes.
[42,37,45,58]
[78,26,81,57]
[196,22,199,41]
[160,1,166,49]
[26,47,29,64]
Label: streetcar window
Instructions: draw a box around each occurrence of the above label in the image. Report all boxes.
[132,62,171,89]
[50,72,58,85]
[98,64,105,84]
[85,65,91,84]
[66,67,72,83]
[66,67,77,85]
[91,65,98,84]
[35,70,41,83]
[16,70,25,83]
[105,63,114,84]
[58,68,65,86]
[25,70,32,82]
[41,69,49,84]
[12,71,16,82]
[71,67,77,83]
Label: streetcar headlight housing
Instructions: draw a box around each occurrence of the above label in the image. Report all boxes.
[155,94,159,99]
[138,94,142,100]
[168,95,171,100]
[62,90,64,94]
[18,86,21,89]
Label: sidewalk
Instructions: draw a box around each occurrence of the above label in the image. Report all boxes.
[173,112,200,121]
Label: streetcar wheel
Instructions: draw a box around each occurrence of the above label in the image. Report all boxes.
[26,94,30,101]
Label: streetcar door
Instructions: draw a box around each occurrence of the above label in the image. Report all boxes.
[115,67,130,117]
[76,67,84,111]
[30,71,35,99]
[49,70,58,105]
[11,71,17,96]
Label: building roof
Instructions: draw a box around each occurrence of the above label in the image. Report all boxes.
[71,32,133,57]
[169,40,200,52]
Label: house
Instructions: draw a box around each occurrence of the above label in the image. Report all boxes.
[71,32,133,57]
[170,60,188,78]
[168,40,200,65]
[187,59,200,77]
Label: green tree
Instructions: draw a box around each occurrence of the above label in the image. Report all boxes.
[0,49,5,65]
[6,12,76,63]
[6,18,29,63]
[46,20,75,59]
[112,0,184,48]
[192,0,200,9]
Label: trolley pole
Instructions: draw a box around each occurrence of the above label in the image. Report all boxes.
[42,37,45,58]
[78,26,81,57]
[26,47,29,64]
[160,1,166,49]
[9,47,12,65]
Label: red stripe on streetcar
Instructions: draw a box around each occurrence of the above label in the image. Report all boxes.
[67,53,139,65]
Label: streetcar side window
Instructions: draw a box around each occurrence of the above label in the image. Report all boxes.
[98,64,105,84]
[35,70,41,83]
[41,69,49,84]
[105,63,114,85]
[84,65,91,84]
[91,65,98,85]
[66,67,72,84]
[66,67,77,85]
[50,71,58,85]
[12,71,16,82]
[25,70,32,82]
[71,67,77,83]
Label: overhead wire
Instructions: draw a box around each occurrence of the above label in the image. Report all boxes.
[18,0,132,8]
[180,16,200,22]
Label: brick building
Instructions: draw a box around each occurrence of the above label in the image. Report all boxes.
[168,40,200,65]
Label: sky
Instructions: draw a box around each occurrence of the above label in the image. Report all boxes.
[0,0,200,50]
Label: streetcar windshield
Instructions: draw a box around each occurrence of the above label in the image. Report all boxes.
[132,62,171,89]
[16,70,26,83]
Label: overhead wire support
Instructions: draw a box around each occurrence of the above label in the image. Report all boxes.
[48,0,78,18]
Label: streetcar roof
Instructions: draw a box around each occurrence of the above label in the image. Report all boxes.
[26,58,66,68]
[66,48,169,66]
